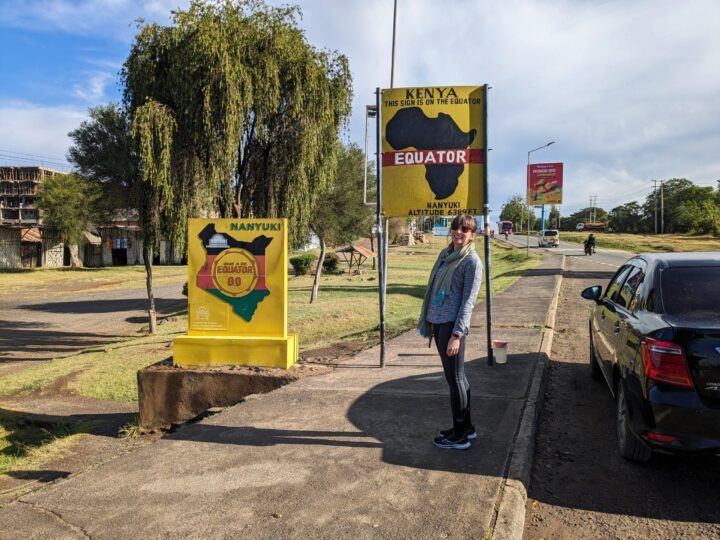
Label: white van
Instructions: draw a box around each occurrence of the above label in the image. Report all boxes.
[538,229,560,247]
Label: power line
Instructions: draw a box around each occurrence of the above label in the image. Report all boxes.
[0,148,70,164]
[0,154,71,170]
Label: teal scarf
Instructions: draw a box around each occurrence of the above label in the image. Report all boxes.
[417,241,476,337]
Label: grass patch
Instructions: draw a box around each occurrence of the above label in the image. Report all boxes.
[0,265,187,299]
[0,319,185,401]
[0,241,540,403]
[559,231,720,253]
[0,411,94,475]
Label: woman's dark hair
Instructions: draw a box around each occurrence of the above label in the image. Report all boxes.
[450,213,477,233]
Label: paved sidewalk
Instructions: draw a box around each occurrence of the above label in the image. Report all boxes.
[0,253,562,539]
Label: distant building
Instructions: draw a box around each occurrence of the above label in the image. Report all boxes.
[0,166,185,269]
[0,166,65,268]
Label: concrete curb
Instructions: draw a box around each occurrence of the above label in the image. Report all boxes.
[492,255,565,539]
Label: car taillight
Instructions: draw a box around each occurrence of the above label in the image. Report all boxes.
[641,337,693,388]
[646,431,676,443]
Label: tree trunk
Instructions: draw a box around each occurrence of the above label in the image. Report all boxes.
[309,239,326,304]
[143,243,157,335]
[69,244,83,268]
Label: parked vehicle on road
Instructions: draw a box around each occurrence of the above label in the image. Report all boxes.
[499,220,513,240]
[538,229,560,247]
[576,222,606,231]
[581,253,720,461]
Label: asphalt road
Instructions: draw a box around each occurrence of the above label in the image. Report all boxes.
[0,282,187,365]
[524,247,720,539]
[507,233,630,270]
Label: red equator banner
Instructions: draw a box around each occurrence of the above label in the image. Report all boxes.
[382,148,484,167]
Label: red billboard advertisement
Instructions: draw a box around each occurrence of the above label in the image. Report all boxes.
[527,162,563,205]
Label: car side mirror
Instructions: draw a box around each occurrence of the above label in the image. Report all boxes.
[581,285,602,303]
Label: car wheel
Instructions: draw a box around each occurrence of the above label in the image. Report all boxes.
[616,382,651,462]
[589,332,603,381]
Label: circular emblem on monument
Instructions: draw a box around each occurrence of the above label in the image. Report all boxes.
[211,248,259,297]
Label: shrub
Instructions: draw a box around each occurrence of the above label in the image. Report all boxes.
[290,253,317,276]
[322,252,341,273]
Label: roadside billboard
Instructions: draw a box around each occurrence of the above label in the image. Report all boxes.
[527,162,563,205]
[381,85,486,217]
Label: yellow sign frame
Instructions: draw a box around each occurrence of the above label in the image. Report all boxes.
[380,86,486,217]
[173,218,297,369]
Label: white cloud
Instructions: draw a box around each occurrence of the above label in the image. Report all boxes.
[73,71,114,102]
[0,0,184,40]
[0,101,86,169]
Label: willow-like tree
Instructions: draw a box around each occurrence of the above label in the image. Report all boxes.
[123,0,352,332]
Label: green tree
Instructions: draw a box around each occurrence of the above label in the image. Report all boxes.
[67,103,137,210]
[308,143,374,303]
[642,178,693,233]
[675,199,720,234]
[122,0,352,332]
[37,174,103,267]
[499,195,535,232]
[608,202,643,233]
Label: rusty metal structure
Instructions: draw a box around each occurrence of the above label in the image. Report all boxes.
[0,166,67,268]
[0,166,64,225]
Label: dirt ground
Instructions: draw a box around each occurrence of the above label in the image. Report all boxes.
[524,255,720,539]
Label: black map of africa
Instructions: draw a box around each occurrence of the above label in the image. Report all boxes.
[386,107,477,199]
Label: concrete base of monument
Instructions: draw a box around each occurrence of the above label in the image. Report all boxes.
[172,332,299,369]
[137,358,329,431]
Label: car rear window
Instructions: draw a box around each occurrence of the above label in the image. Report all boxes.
[543,231,558,237]
[661,266,720,316]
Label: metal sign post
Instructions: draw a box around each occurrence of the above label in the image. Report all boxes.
[483,84,494,366]
[375,87,386,367]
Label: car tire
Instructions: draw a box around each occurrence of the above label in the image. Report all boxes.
[589,332,603,381]
[616,382,651,462]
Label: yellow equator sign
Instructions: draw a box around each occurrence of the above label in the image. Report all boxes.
[381,85,486,217]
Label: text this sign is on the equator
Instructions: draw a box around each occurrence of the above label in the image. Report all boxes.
[381,86,486,217]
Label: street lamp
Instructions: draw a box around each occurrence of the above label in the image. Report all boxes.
[526,141,555,254]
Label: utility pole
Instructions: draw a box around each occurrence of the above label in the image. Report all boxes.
[660,180,664,234]
[653,180,658,234]
[588,195,597,223]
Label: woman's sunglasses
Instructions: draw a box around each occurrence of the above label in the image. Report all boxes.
[451,225,473,233]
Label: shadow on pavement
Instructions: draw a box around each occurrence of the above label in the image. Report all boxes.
[0,320,122,362]
[496,268,563,279]
[562,270,616,280]
[170,426,384,449]
[5,470,71,482]
[0,407,137,438]
[16,298,187,315]
[170,355,525,478]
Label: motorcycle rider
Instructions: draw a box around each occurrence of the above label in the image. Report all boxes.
[585,233,596,254]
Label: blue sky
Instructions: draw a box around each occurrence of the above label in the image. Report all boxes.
[1,0,719,216]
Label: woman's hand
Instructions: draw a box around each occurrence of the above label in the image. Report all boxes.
[447,334,462,356]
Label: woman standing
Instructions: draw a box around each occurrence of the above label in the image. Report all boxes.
[418,214,483,450]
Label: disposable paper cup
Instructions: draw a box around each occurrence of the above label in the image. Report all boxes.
[492,340,508,365]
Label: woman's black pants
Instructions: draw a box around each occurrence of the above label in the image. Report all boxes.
[433,321,472,437]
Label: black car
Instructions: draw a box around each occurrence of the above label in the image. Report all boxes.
[581,252,720,461]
